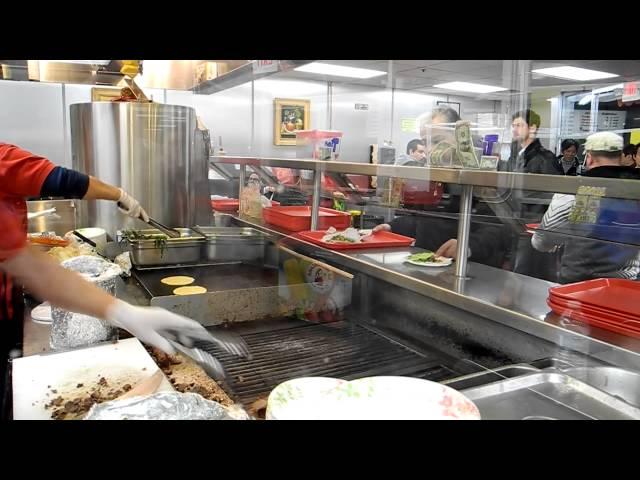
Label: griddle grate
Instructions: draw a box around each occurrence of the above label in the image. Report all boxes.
[201,320,458,405]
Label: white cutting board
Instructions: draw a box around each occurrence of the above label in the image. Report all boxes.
[13,338,173,420]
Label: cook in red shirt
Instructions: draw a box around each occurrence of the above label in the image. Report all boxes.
[0,143,219,419]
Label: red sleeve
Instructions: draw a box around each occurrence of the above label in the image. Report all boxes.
[0,203,26,261]
[0,143,56,197]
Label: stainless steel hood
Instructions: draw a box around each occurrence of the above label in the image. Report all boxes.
[23,60,125,86]
[2,60,314,93]
[192,60,312,94]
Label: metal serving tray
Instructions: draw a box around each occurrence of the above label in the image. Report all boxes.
[462,372,640,420]
[193,226,266,262]
[126,228,204,266]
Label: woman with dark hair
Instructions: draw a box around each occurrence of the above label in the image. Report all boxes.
[553,138,580,175]
[622,143,639,168]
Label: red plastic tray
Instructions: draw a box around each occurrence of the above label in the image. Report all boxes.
[547,299,640,339]
[549,278,640,317]
[211,199,239,212]
[548,298,640,329]
[525,223,540,235]
[296,230,414,250]
[549,295,640,323]
[263,206,351,232]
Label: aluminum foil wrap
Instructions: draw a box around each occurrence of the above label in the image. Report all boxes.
[114,251,132,277]
[50,256,122,350]
[83,392,251,420]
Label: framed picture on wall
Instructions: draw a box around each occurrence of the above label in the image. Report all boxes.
[274,98,310,146]
[91,87,122,102]
[436,101,461,116]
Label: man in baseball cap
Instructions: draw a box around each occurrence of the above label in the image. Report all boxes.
[532,131,640,284]
[584,131,623,153]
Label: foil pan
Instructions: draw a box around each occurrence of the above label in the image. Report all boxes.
[83,392,251,420]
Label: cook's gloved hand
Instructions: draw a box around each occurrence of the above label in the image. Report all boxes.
[105,300,214,355]
[117,188,149,222]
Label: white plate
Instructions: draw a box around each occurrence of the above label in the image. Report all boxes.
[266,377,347,420]
[406,257,453,267]
[31,302,52,324]
[319,376,480,420]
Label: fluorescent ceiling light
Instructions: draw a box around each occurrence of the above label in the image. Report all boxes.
[591,83,624,94]
[433,81,507,93]
[294,62,386,79]
[532,66,618,81]
[578,95,593,106]
[578,83,624,105]
[49,60,111,65]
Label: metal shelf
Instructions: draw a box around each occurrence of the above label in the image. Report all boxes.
[211,155,640,200]
[211,155,640,283]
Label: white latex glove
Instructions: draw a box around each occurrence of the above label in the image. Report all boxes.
[105,300,213,355]
[117,188,149,222]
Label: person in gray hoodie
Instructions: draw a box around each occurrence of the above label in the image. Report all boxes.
[394,138,427,166]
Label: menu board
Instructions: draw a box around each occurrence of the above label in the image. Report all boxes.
[561,110,627,136]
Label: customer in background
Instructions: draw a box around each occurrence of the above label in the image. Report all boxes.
[394,138,427,166]
[501,109,557,175]
[391,138,444,209]
[373,214,510,268]
[497,109,560,282]
[532,132,640,284]
[622,143,639,168]
[553,139,580,176]
[375,111,511,268]
[418,106,460,167]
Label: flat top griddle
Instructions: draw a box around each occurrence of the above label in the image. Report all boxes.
[132,264,279,298]
[201,318,461,405]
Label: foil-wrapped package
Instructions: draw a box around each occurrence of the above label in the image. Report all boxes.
[83,392,251,420]
[114,251,132,277]
[50,255,122,350]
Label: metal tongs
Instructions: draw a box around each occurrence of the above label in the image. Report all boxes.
[116,202,182,238]
[160,327,251,382]
[145,216,182,239]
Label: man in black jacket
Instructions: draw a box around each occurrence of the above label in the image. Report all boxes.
[491,109,561,280]
[501,109,557,175]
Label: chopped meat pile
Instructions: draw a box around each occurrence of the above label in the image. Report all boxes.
[145,346,234,407]
[44,376,128,420]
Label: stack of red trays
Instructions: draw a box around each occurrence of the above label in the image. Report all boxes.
[548,278,640,339]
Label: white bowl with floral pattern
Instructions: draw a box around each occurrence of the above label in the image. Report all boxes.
[317,376,480,420]
[266,377,347,420]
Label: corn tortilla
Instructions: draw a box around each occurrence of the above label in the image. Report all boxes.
[173,286,207,295]
[161,276,195,286]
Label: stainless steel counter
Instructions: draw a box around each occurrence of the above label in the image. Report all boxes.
[232,214,640,372]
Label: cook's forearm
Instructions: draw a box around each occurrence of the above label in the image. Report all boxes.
[83,176,121,201]
[2,248,117,319]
